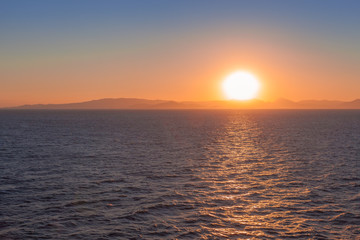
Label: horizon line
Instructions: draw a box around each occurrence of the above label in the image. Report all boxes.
[2,97,360,110]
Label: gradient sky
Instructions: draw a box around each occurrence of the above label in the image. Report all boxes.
[1,0,360,107]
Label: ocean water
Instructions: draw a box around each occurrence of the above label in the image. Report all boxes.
[0,110,359,239]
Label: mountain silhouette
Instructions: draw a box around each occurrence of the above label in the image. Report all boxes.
[5,98,360,109]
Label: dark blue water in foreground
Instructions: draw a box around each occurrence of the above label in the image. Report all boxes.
[1,110,359,239]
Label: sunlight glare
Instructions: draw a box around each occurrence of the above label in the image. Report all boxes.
[223,71,260,100]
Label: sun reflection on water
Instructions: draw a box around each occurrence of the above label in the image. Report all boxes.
[194,111,316,239]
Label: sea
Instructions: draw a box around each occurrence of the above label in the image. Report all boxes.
[0,110,359,239]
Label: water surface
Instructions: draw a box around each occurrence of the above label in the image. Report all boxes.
[1,110,359,239]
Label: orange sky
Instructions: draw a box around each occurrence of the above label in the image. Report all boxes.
[1,1,360,107]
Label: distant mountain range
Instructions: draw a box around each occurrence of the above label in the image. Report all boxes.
[5,98,360,109]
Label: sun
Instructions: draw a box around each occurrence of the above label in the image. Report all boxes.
[222,71,260,100]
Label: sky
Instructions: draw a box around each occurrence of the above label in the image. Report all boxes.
[1,0,360,107]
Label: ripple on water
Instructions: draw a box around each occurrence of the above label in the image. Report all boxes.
[1,110,360,239]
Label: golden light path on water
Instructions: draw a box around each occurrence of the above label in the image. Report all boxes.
[192,112,321,239]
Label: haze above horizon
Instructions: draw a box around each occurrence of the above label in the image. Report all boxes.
[1,0,360,108]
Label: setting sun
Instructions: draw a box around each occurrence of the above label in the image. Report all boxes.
[222,71,260,100]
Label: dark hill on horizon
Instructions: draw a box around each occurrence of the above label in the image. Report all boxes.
[4,98,360,110]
